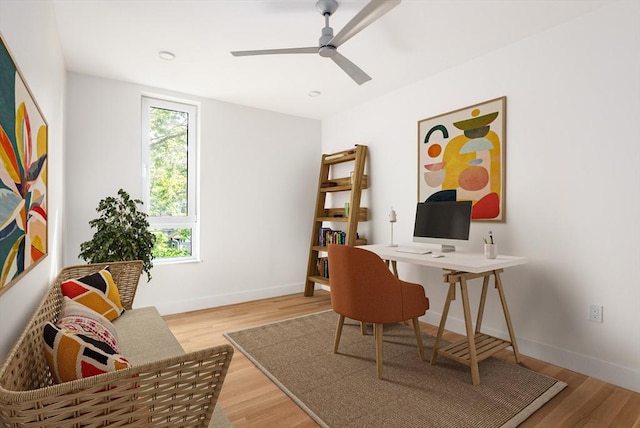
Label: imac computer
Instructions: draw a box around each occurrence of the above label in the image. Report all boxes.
[413,200,473,252]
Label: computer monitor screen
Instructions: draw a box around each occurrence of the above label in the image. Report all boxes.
[413,201,473,252]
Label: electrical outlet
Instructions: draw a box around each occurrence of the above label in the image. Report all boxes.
[589,304,603,323]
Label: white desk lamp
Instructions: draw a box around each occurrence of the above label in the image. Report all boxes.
[388,207,398,247]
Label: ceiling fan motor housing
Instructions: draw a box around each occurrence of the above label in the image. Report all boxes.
[319,26,336,57]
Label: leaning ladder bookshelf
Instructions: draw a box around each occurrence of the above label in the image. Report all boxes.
[304,145,368,296]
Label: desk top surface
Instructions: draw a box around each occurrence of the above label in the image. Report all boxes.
[361,244,528,274]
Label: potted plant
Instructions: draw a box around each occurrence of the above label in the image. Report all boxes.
[79,189,156,281]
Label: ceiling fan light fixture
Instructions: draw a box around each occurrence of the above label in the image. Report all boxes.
[158,50,176,61]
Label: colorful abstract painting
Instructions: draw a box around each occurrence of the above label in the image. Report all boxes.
[0,34,48,295]
[418,97,506,221]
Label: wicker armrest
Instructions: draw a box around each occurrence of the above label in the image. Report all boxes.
[0,344,234,427]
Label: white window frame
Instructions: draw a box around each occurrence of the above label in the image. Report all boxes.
[141,95,200,263]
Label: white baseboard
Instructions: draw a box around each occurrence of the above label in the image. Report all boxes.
[153,283,305,316]
[421,311,640,393]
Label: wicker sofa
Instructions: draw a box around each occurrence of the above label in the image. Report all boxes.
[0,261,234,427]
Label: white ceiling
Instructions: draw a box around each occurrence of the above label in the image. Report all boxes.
[52,0,609,120]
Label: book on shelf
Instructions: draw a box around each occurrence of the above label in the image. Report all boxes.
[318,227,346,246]
[316,257,329,278]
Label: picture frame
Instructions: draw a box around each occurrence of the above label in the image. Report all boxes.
[0,33,49,296]
[417,96,506,221]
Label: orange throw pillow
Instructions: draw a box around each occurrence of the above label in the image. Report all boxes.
[61,267,125,321]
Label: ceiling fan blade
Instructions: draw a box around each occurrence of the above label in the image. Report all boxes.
[231,47,318,56]
[329,0,401,48]
[331,52,372,85]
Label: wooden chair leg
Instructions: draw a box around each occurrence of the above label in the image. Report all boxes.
[412,318,425,361]
[374,323,383,379]
[334,314,345,353]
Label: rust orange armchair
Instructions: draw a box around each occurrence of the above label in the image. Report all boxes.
[328,244,429,379]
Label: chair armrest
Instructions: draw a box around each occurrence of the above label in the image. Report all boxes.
[0,344,233,427]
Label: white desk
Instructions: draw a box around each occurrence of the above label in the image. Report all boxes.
[361,244,528,385]
[361,244,527,273]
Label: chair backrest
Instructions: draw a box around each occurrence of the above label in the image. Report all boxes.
[328,245,406,324]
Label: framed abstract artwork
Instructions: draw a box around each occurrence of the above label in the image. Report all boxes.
[418,96,506,221]
[0,34,48,296]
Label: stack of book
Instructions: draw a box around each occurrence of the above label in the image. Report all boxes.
[319,227,346,246]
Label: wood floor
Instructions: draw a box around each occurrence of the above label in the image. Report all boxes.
[163,291,640,428]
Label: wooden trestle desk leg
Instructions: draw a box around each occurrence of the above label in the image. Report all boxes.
[430,282,455,365]
[459,276,481,385]
[476,269,521,364]
[386,260,410,327]
[494,270,522,363]
[430,272,482,385]
[431,269,520,386]
[475,275,490,334]
[384,260,399,277]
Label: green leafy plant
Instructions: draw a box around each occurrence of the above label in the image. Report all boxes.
[79,189,156,281]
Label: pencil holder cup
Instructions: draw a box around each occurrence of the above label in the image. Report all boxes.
[484,244,497,259]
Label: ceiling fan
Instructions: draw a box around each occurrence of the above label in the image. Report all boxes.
[230,0,401,85]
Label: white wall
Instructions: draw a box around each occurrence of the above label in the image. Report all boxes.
[322,1,640,392]
[0,2,66,360]
[64,73,321,315]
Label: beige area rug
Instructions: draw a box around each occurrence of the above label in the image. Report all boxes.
[211,403,232,427]
[224,310,566,428]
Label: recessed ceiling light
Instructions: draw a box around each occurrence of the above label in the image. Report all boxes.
[308,90,321,97]
[158,51,176,61]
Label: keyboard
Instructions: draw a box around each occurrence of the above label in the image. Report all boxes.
[394,246,432,255]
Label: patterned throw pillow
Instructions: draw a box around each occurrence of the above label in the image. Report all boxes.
[59,297,120,349]
[43,322,130,383]
[61,267,125,321]
[57,314,120,354]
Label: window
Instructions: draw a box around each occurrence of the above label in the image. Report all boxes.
[141,96,199,262]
